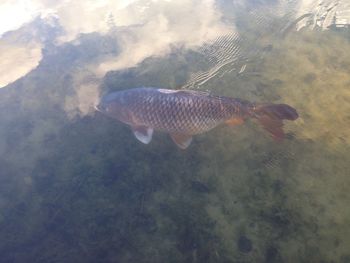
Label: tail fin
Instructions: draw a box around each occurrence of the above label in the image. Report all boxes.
[252,103,298,140]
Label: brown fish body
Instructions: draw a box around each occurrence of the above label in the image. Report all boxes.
[96,87,298,149]
[112,88,249,134]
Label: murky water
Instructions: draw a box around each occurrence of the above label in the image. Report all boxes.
[0,1,350,262]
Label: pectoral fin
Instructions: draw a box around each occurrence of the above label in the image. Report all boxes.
[131,126,153,144]
[170,133,193,149]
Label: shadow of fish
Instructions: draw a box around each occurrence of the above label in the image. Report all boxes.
[96,88,298,149]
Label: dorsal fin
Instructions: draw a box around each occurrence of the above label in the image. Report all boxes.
[157,88,211,97]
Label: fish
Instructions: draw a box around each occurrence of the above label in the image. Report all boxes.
[96,87,298,149]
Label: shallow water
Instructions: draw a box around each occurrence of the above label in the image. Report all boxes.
[0,1,350,263]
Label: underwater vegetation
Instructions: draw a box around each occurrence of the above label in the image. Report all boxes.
[0,28,349,263]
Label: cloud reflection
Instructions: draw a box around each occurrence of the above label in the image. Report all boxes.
[0,0,234,116]
[0,36,42,88]
[47,0,232,74]
[64,72,101,118]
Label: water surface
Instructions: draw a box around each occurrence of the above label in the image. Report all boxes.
[0,1,350,262]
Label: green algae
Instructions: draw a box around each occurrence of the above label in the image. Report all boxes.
[262,30,350,147]
[0,28,350,263]
[259,30,350,263]
[195,29,350,262]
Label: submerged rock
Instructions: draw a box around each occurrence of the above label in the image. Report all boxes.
[190,181,210,193]
[265,246,280,263]
[237,235,253,253]
[132,213,158,234]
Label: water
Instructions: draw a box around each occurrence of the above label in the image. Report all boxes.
[0,1,350,262]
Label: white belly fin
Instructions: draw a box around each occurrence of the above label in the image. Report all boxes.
[131,126,154,144]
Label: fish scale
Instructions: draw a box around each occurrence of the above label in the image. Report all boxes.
[128,88,243,134]
[96,87,298,149]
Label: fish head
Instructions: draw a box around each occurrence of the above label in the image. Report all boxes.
[95,91,132,123]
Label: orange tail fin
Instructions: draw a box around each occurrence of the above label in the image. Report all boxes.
[252,103,298,140]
